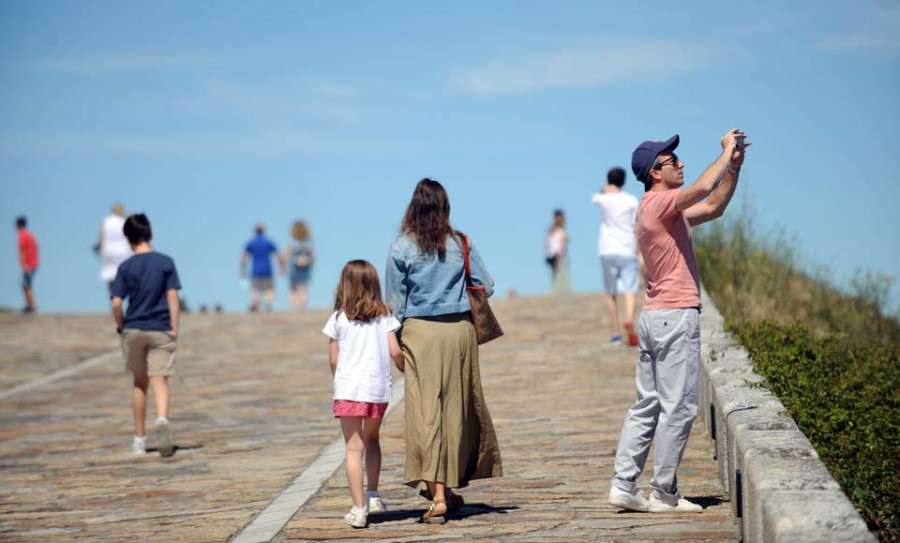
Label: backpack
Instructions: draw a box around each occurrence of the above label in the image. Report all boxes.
[294,243,314,268]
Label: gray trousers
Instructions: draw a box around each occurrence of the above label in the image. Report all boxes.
[611,307,700,498]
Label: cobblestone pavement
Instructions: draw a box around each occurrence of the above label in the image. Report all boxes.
[0,295,738,542]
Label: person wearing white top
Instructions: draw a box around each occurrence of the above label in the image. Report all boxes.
[322,260,404,529]
[95,203,133,294]
[592,168,641,345]
[545,209,572,295]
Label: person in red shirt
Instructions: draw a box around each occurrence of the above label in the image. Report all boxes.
[609,130,749,514]
[16,216,39,313]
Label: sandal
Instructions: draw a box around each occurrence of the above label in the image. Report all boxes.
[445,489,465,510]
[420,498,447,524]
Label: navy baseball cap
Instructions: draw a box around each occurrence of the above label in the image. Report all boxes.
[631,134,680,183]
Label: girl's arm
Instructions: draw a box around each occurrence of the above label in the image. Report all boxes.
[328,338,339,376]
[388,331,404,372]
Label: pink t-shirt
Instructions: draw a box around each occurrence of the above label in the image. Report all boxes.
[18,229,39,270]
[636,189,701,310]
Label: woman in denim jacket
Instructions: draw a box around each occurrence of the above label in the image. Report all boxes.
[385,178,503,524]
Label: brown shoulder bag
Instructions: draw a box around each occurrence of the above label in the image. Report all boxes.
[461,235,503,344]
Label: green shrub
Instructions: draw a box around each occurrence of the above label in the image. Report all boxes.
[733,321,899,541]
[696,210,900,541]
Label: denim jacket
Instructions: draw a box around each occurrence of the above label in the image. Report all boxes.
[385,233,494,322]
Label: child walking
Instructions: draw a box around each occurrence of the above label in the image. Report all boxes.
[322,260,404,528]
[111,213,181,457]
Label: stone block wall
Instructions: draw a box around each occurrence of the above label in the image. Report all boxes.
[698,288,876,543]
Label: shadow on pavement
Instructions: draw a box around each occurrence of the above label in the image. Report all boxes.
[688,494,729,508]
[368,503,519,525]
[146,443,204,457]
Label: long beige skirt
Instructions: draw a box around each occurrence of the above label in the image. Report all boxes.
[401,313,503,490]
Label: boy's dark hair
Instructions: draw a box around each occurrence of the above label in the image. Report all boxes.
[15,216,27,228]
[607,167,626,188]
[123,213,152,244]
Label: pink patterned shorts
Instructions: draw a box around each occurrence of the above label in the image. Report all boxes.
[333,400,389,419]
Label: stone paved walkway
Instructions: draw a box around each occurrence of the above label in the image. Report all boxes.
[0,294,738,542]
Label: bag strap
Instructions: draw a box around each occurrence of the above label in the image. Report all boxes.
[460,235,485,291]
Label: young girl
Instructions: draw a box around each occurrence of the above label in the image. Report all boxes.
[322,260,404,528]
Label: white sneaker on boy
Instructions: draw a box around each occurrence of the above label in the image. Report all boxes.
[648,493,703,513]
[608,485,648,512]
[365,490,386,514]
[344,506,368,528]
[132,436,147,456]
[154,418,174,457]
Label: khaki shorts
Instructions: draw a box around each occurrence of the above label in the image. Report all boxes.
[251,277,274,292]
[121,329,177,376]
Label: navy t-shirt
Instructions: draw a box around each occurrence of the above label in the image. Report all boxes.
[245,235,277,278]
[111,252,182,331]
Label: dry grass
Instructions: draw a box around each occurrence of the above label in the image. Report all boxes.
[694,210,900,344]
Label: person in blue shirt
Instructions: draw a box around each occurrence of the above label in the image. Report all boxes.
[241,223,285,313]
[111,213,181,457]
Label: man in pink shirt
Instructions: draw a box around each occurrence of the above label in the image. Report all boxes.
[609,129,748,514]
[16,216,39,314]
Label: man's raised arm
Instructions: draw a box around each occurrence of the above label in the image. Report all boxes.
[685,135,749,226]
[675,128,741,212]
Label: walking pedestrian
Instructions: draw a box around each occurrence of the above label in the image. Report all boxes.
[285,220,314,310]
[386,178,503,524]
[15,216,39,314]
[95,203,132,294]
[111,213,182,457]
[592,168,641,346]
[545,209,573,295]
[240,223,284,313]
[609,129,748,513]
[322,260,404,528]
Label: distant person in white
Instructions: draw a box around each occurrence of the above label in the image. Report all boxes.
[592,168,641,346]
[545,209,573,295]
[95,203,133,294]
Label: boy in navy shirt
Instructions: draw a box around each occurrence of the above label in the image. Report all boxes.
[111,214,181,457]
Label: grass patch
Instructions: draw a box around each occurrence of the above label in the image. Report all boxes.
[695,212,900,541]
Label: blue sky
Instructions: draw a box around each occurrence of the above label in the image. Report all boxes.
[2,1,899,314]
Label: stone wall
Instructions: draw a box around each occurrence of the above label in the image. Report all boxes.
[699,288,877,543]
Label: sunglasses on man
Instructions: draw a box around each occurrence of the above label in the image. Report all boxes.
[654,154,680,169]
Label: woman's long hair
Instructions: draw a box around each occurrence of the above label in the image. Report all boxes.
[334,260,391,321]
[400,178,458,258]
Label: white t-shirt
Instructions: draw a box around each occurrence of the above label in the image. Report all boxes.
[545,228,566,258]
[100,214,133,281]
[592,191,638,257]
[322,311,401,403]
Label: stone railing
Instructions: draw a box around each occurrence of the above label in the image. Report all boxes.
[698,288,877,543]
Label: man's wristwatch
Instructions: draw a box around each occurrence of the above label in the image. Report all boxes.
[727,165,741,174]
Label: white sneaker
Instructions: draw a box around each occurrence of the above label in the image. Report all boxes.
[344,506,368,528]
[608,485,648,512]
[648,494,703,513]
[132,436,147,455]
[366,491,386,514]
[154,418,174,457]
